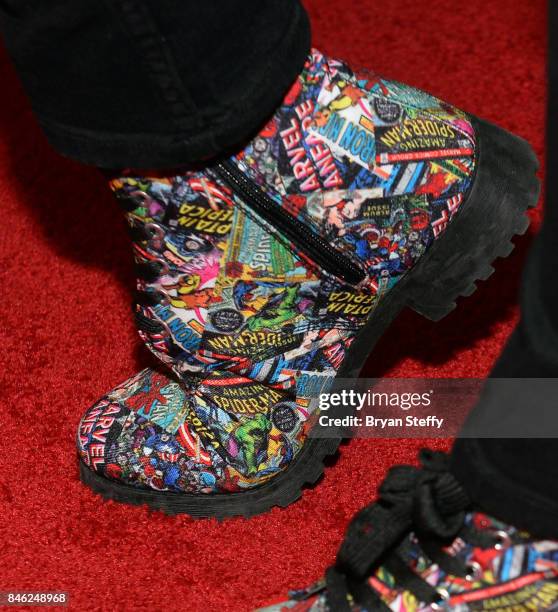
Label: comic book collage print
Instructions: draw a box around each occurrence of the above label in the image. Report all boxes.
[78,49,477,494]
[260,513,558,611]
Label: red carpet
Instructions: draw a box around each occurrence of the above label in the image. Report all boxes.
[0,1,547,610]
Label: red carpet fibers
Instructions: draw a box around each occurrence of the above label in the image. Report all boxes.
[0,1,547,610]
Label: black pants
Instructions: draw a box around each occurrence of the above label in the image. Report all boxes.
[1,1,556,537]
[450,1,558,539]
[0,0,310,168]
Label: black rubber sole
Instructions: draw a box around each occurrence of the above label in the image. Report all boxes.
[80,117,540,518]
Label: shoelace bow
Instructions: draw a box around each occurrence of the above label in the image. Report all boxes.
[326,450,471,611]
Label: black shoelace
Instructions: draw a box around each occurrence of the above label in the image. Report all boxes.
[324,450,509,611]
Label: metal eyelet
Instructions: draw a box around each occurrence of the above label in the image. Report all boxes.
[465,561,482,581]
[119,189,151,211]
[131,189,150,201]
[145,222,165,241]
[156,260,169,276]
[493,530,512,550]
[153,289,170,306]
[430,588,450,610]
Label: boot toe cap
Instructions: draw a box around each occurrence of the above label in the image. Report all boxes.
[76,368,218,495]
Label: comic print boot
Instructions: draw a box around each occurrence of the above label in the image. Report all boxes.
[78,49,540,517]
[257,450,558,611]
